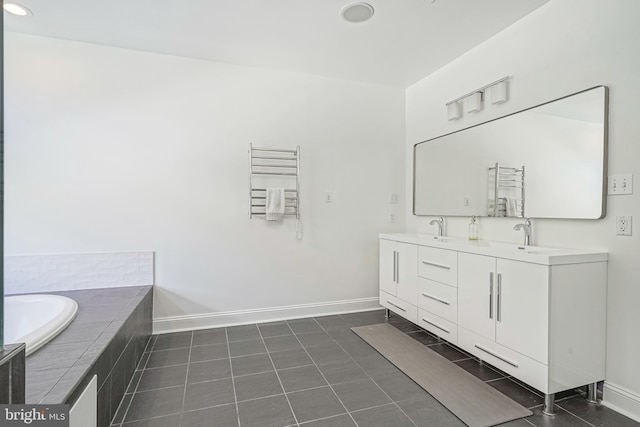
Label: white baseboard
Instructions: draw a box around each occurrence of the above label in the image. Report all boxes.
[153,297,382,334]
[602,381,640,423]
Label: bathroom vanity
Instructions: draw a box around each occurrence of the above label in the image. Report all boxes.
[379,233,607,414]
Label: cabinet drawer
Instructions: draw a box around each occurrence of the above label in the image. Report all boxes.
[418,246,457,286]
[418,309,457,345]
[458,327,549,394]
[380,291,417,324]
[418,278,457,323]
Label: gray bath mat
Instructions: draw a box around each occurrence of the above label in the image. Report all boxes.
[351,323,532,427]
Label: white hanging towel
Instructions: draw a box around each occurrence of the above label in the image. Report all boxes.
[505,197,518,217]
[265,188,285,221]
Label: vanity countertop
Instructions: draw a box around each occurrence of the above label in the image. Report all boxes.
[379,233,607,266]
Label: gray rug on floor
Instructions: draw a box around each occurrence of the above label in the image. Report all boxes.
[351,323,532,427]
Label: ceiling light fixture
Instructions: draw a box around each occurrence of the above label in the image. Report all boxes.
[3,2,32,16]
[341,2,374,23]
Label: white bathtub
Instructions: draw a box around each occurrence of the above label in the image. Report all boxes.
[4,294,78,356]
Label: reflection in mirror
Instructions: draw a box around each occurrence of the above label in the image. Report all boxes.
[413,86,608,219]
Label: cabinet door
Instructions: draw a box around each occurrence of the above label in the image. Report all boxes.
[458,253,496,341]
[496,259,549,364]
[379,239,397,296]
[396,242,418,304]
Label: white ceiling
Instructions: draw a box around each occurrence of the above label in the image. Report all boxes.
[4,0,550,87]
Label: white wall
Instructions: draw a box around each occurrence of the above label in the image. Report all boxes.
[4,34,406,329]
[406,0,640,419]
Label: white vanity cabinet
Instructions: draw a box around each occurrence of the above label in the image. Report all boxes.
[458,253,548,364]
[379,239,418,323]
[379,233,608,401]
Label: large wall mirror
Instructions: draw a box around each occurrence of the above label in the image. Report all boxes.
[413,86,608,219]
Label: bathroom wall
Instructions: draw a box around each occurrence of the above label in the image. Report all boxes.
[4,33,406,329]
[405,0,640,420]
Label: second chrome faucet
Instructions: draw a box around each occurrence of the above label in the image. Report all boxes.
[514,218,533,246]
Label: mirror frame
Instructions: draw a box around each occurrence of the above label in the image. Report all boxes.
[413,85,609,219]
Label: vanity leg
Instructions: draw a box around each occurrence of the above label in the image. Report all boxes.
[542,393,556,416]
[586,383,598,404]
[384,308,391,319]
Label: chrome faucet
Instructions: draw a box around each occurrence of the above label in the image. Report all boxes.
[513,218,532,246]
[429,217,445,237]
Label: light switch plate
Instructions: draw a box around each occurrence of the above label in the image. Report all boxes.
[609,174,633,195]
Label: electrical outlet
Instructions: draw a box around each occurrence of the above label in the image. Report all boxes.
[390,193,399,204]
[389,213,396,223]
[324,191,333,203]
[609,174,633,195]
[616,216,632,236]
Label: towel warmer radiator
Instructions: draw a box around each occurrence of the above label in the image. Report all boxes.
[488,163,525,217]
[248,143,300,219]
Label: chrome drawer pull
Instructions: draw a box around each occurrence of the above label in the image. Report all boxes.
[421,318,450,334]
[474,344,519,368]
[421,292,450,306]
[386,301,407,312]
[421,260,451,270]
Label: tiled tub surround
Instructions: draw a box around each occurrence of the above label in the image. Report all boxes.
[20,286,152,427]
[111,311,640,427]
[0,343,26,403]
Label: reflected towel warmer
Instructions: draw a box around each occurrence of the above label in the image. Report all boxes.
[249,143,300,219]
[488,163,525,217]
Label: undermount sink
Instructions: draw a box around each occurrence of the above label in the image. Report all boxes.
[416,234,453,242]
[487,242,558,254]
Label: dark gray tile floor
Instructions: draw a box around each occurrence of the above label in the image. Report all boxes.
[110,310,640,427]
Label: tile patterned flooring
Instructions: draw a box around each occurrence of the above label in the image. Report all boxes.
[110,310,640,427]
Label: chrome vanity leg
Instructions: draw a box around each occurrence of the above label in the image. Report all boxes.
[586,383,598,404]
[384,308,391,319]
[542,393,556,416]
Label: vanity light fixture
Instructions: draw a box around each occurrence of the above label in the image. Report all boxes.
[341,2,375,23]
[447,101,462,121]
[446,76,510,118]
[3,2,32,16]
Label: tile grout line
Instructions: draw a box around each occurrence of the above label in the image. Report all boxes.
[332,315,420,427]
[530,402,599,427]
[256,323,301,426]
[112,335,156,426]
[177,331,194,427]
[224,327,243,427]
[285,319,359,427]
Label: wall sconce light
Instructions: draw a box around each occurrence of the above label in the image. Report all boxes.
[445,76,510,119]
[447,101,461,121]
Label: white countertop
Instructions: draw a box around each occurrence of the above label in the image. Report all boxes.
[379,233,608,265]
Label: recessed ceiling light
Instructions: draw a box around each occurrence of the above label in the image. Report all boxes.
[3,2,32,16]
[341,2,374,24]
